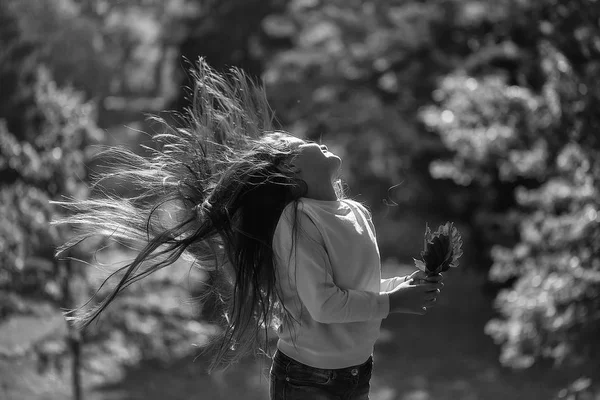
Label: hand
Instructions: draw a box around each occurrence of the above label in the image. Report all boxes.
[406,270,444,285]
[388,273,443,315]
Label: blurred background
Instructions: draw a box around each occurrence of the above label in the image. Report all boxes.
[1,0,599,399]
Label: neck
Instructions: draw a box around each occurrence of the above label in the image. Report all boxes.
[305,180,338,201]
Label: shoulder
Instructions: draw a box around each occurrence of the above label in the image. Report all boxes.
[273,201,324,253]
[276,201,321,239]
[344,199,372,220]
[344,199,377,237]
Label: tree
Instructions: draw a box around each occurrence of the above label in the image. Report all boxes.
[0,3,105,399]
[0,68,104,400]
[1,1,249,398]
[420,0,600,394]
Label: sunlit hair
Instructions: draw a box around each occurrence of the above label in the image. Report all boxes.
[54,59,314,371]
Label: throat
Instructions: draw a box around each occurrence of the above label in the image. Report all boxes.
[305,180,338,201]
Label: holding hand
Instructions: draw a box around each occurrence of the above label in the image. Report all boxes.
[387,272,443,315]
[405,270,443,285]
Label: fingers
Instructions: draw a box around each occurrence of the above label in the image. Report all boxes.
[420,291,440,314]
[425,273,443,283]
[412,270,428,281]
[418,297,438,315]
[408,282,443,294]
[415,306,427,315]
[417,295,440,314]
[410,272,443,284]
[421,282,443,292]
[426,292,439,301]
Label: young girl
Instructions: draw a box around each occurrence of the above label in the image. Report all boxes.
[56,59,443,400]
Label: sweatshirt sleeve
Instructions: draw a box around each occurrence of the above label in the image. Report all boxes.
[351,201,404,294]
[273,206,389,323]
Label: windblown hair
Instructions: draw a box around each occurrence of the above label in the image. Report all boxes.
[54,59,306,371]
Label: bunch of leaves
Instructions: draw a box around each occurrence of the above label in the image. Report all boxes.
[413,222,463,276]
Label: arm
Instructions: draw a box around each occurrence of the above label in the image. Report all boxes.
[274,209,389,324]
[350,201,409,293]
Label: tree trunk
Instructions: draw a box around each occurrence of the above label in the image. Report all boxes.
[59,259,83,400]
[69,327,83,400]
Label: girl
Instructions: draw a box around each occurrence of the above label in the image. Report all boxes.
[56,59,443,400]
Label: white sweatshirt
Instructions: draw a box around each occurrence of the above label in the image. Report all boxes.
[272,198,403,369]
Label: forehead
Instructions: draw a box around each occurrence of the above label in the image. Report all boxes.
[265,132,305,149]
[280,135,305,149]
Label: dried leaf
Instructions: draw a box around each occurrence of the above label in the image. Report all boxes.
[413,258,426,272]
[417,221,463,275]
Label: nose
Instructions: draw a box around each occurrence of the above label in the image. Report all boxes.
[320,144,328,151]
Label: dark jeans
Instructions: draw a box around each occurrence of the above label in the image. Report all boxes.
[269,350,373,400]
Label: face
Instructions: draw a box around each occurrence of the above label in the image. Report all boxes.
[278,135,342,200]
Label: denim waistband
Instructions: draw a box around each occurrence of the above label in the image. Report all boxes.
[273,349,373,375]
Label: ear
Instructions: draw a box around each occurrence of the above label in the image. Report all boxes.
[277,155,300,175]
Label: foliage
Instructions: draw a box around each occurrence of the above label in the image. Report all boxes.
[420,0,600,378]
[80,254,212,369]
[0,4,210,395]
[252,0,497,270]
[0,0,40,142]
[3,0,600,397]
[261,0,453,202]
[0,6,100,400]
[0,65,102,314]
[172,0,280,111]
[0,1,102,321]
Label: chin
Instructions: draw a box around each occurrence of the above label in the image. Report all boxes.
[327,156,342,176]
[326,152,341,163]
[332,155,342,169]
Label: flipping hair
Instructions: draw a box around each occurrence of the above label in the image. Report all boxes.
[54,59,305,371]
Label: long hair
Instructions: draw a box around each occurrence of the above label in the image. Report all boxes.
[54,59,305,371]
